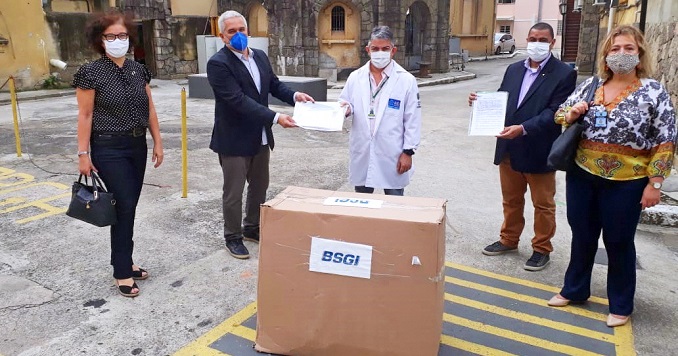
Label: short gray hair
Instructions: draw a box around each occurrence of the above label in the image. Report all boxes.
[369,26,395,45]
[218,10,248,34]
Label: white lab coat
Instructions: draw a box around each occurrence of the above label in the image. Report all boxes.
[339,61,421,189]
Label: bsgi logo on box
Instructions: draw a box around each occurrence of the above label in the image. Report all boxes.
[321,250,361,265]
[309,237,373,279]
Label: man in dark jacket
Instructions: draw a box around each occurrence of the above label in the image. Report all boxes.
[207,10,313,259]
[469,23,576,271]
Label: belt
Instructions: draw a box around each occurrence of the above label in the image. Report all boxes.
[93,127,146,138]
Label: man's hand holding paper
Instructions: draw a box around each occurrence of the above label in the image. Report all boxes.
[468,91,508,136]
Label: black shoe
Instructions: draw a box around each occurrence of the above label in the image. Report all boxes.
[132,268,148,280]
[524,251,550,271]
[482,241,518,256]
[243,229,260,243]
[226,239,250,259]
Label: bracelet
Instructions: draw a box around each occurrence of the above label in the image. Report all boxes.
[77,151,89,156]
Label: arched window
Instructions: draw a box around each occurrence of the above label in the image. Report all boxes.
[331,6,345,32]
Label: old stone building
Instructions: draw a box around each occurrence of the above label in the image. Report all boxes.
[217,0,451,81]
[1,0,450,89]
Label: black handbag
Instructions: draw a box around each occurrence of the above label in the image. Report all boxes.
[65,172,117,227]
[547,76,600,171]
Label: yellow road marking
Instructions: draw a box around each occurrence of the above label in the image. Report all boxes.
[231,325,256,342]
[173,302,257,356]
[446,276,608,321]
[440,334,516,356]
[614,323,636,356]
[0,181,69,194]
[446,261,609,305]
[444,313,603,356]
[446,293,615,342]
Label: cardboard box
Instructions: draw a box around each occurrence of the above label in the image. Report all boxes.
[255,186,446,356]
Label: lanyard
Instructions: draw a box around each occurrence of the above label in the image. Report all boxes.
[369,75,390,102]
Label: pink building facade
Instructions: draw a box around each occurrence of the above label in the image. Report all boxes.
[495,0,563,51]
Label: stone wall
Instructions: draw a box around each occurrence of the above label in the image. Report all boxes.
[574,2,601,75]
[123,0,167,20]
[153,16,206,78]
[645,22,678,107]
[45,13,94,85]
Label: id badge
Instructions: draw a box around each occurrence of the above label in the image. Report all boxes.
[594,107,607,128]
[367,106,376,120]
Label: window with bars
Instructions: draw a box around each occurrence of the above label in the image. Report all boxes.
[499,25,511,33]
[331,6,346,32]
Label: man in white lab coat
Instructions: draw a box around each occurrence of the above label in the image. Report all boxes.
[339,26,421,196]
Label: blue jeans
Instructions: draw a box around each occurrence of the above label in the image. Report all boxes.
[354,186,404,196]
[90,134,147,279]
[560,165,646,316]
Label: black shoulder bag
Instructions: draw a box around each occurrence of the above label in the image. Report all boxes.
[66,172,117,227]
[547,76,600,171]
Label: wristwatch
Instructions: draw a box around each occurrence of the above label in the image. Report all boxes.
[650,181,662,189]
[403,149,415,156]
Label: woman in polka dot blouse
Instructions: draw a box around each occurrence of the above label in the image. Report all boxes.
[73,10,163,298]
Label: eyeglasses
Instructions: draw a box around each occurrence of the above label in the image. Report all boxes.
[102,33,129,42]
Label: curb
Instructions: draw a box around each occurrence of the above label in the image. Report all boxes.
[417,73,476,88]
[0,84,161,106]
[0,90,75,105]
[640,204,678,227]
[467,52,519,62]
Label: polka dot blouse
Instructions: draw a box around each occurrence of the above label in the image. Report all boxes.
[73,56,152,132]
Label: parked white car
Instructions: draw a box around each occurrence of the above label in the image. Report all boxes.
[494,33,516,55]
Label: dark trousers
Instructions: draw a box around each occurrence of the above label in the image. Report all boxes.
[355,186,404,196]
[219,145,270,241]
[90,135,147,280]
[560,165,646,316]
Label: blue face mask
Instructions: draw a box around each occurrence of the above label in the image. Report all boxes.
[229,32,248,51]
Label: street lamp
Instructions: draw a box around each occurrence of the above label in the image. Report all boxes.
[559,0,568,60]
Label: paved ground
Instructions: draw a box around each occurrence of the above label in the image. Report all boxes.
[1,54,678,356]
[176,263,633,356]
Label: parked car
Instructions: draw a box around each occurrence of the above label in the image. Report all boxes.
[494,33,516,55]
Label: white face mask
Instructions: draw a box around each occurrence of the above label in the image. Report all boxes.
[370,51,392,69]
[104,38,129,58]
[526,42,551,62]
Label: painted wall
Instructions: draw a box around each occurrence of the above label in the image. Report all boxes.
[0,1,59,90]
[449,0,495,56]
[493,0,562,50]
[51,0,91,13]
[318,2,362,70]
[646,0,678,23]
[170,0,217,17]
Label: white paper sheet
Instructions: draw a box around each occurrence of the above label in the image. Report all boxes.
[292,101,344,132]
[468,91,508,136]
[309,236,373,279]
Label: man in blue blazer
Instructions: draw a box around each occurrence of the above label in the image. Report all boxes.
[207,10,314,259]
[469,23,576,271]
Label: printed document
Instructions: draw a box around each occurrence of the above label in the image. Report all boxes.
[293,101,344,132]
[468,91,508,136]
